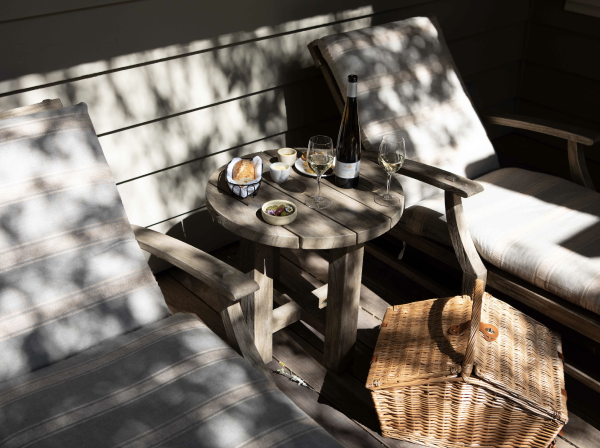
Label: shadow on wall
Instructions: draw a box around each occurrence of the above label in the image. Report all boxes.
[1,1,503,259]
[0,2,385,238]
[0,0,400,84]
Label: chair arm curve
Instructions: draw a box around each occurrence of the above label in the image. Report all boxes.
[132,225,259,303]
[485,114,600,146]
[399,159,484,198]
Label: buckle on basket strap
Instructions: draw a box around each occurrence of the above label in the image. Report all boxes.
[448,320,500,342]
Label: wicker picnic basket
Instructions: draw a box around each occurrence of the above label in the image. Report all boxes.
[366,280,568,448]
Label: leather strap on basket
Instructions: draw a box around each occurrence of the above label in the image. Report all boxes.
[448,320,499,342]
[462,279,485,378]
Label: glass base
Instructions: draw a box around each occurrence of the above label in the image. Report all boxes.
[306,195,331,210]
[375,193,399,207]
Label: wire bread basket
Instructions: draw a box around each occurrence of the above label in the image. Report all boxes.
[226,156,262,199]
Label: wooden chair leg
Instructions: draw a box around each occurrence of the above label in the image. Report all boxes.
[445,191,487,295]
[218,294,275,384]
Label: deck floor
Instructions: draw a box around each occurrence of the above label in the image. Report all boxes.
[156,240,600,448]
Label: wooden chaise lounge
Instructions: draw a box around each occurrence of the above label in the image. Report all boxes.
[308,16,600,394]
[0,99,344,447]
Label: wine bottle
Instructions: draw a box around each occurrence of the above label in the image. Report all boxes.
[335,74,361,189]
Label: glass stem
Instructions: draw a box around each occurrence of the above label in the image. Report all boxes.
[386,173,392,199]
[316,175,322,202]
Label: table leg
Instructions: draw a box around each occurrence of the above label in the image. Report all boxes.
[239,238,274,363]
[324,243,365,373]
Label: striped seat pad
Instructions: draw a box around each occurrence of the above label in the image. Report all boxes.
[316,17,499,206]
[0,313,342,448]
[400,168,600,315]
[0,104,169,382]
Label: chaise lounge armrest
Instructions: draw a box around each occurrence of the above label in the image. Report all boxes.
[485,113,600,146]
[132,225,259,303]
[486,113,599,190]
[399,159,484,198]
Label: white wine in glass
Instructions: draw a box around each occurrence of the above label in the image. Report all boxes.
[306,135,334,209]
[378,152,405,174]
[375,134,405,207]
[308,153,335,177]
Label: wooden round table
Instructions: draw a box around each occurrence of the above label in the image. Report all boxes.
[206,149,404,373]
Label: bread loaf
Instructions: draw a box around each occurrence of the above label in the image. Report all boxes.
[233,159,256,184]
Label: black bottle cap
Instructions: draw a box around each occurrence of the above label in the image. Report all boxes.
[348,74,358,83]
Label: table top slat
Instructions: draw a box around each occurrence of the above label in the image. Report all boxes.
[206,151,405,250]
[206,182,300,248]
[260,152,402,243]
[208,163,356,249]
[247,181,357,249]
[265,150,404,228]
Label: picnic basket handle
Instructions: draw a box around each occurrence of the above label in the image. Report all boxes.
[462,279,485,377]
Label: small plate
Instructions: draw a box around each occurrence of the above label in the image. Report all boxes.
[261,200,298,226]
[294,157,335,178]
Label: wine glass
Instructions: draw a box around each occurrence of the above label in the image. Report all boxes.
[305,135,334,209]
[375,134,405,207]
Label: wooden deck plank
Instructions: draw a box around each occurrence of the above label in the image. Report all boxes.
[554,437,572,448]
[287,319,374,384]
[267,359,387,448]
[562,413,600,448]
[272,325,420,448]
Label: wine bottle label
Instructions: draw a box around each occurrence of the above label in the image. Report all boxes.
[335,160,360,179]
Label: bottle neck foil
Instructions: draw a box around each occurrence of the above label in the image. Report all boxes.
[347,82,357,98]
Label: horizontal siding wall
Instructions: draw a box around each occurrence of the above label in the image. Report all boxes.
[1,0,528,253]
[516,0,600,182]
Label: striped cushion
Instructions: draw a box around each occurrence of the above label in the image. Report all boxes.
[316,17,500,206]
[400,168,600,315]
[0,104,169,382]
[0,313,342,448]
